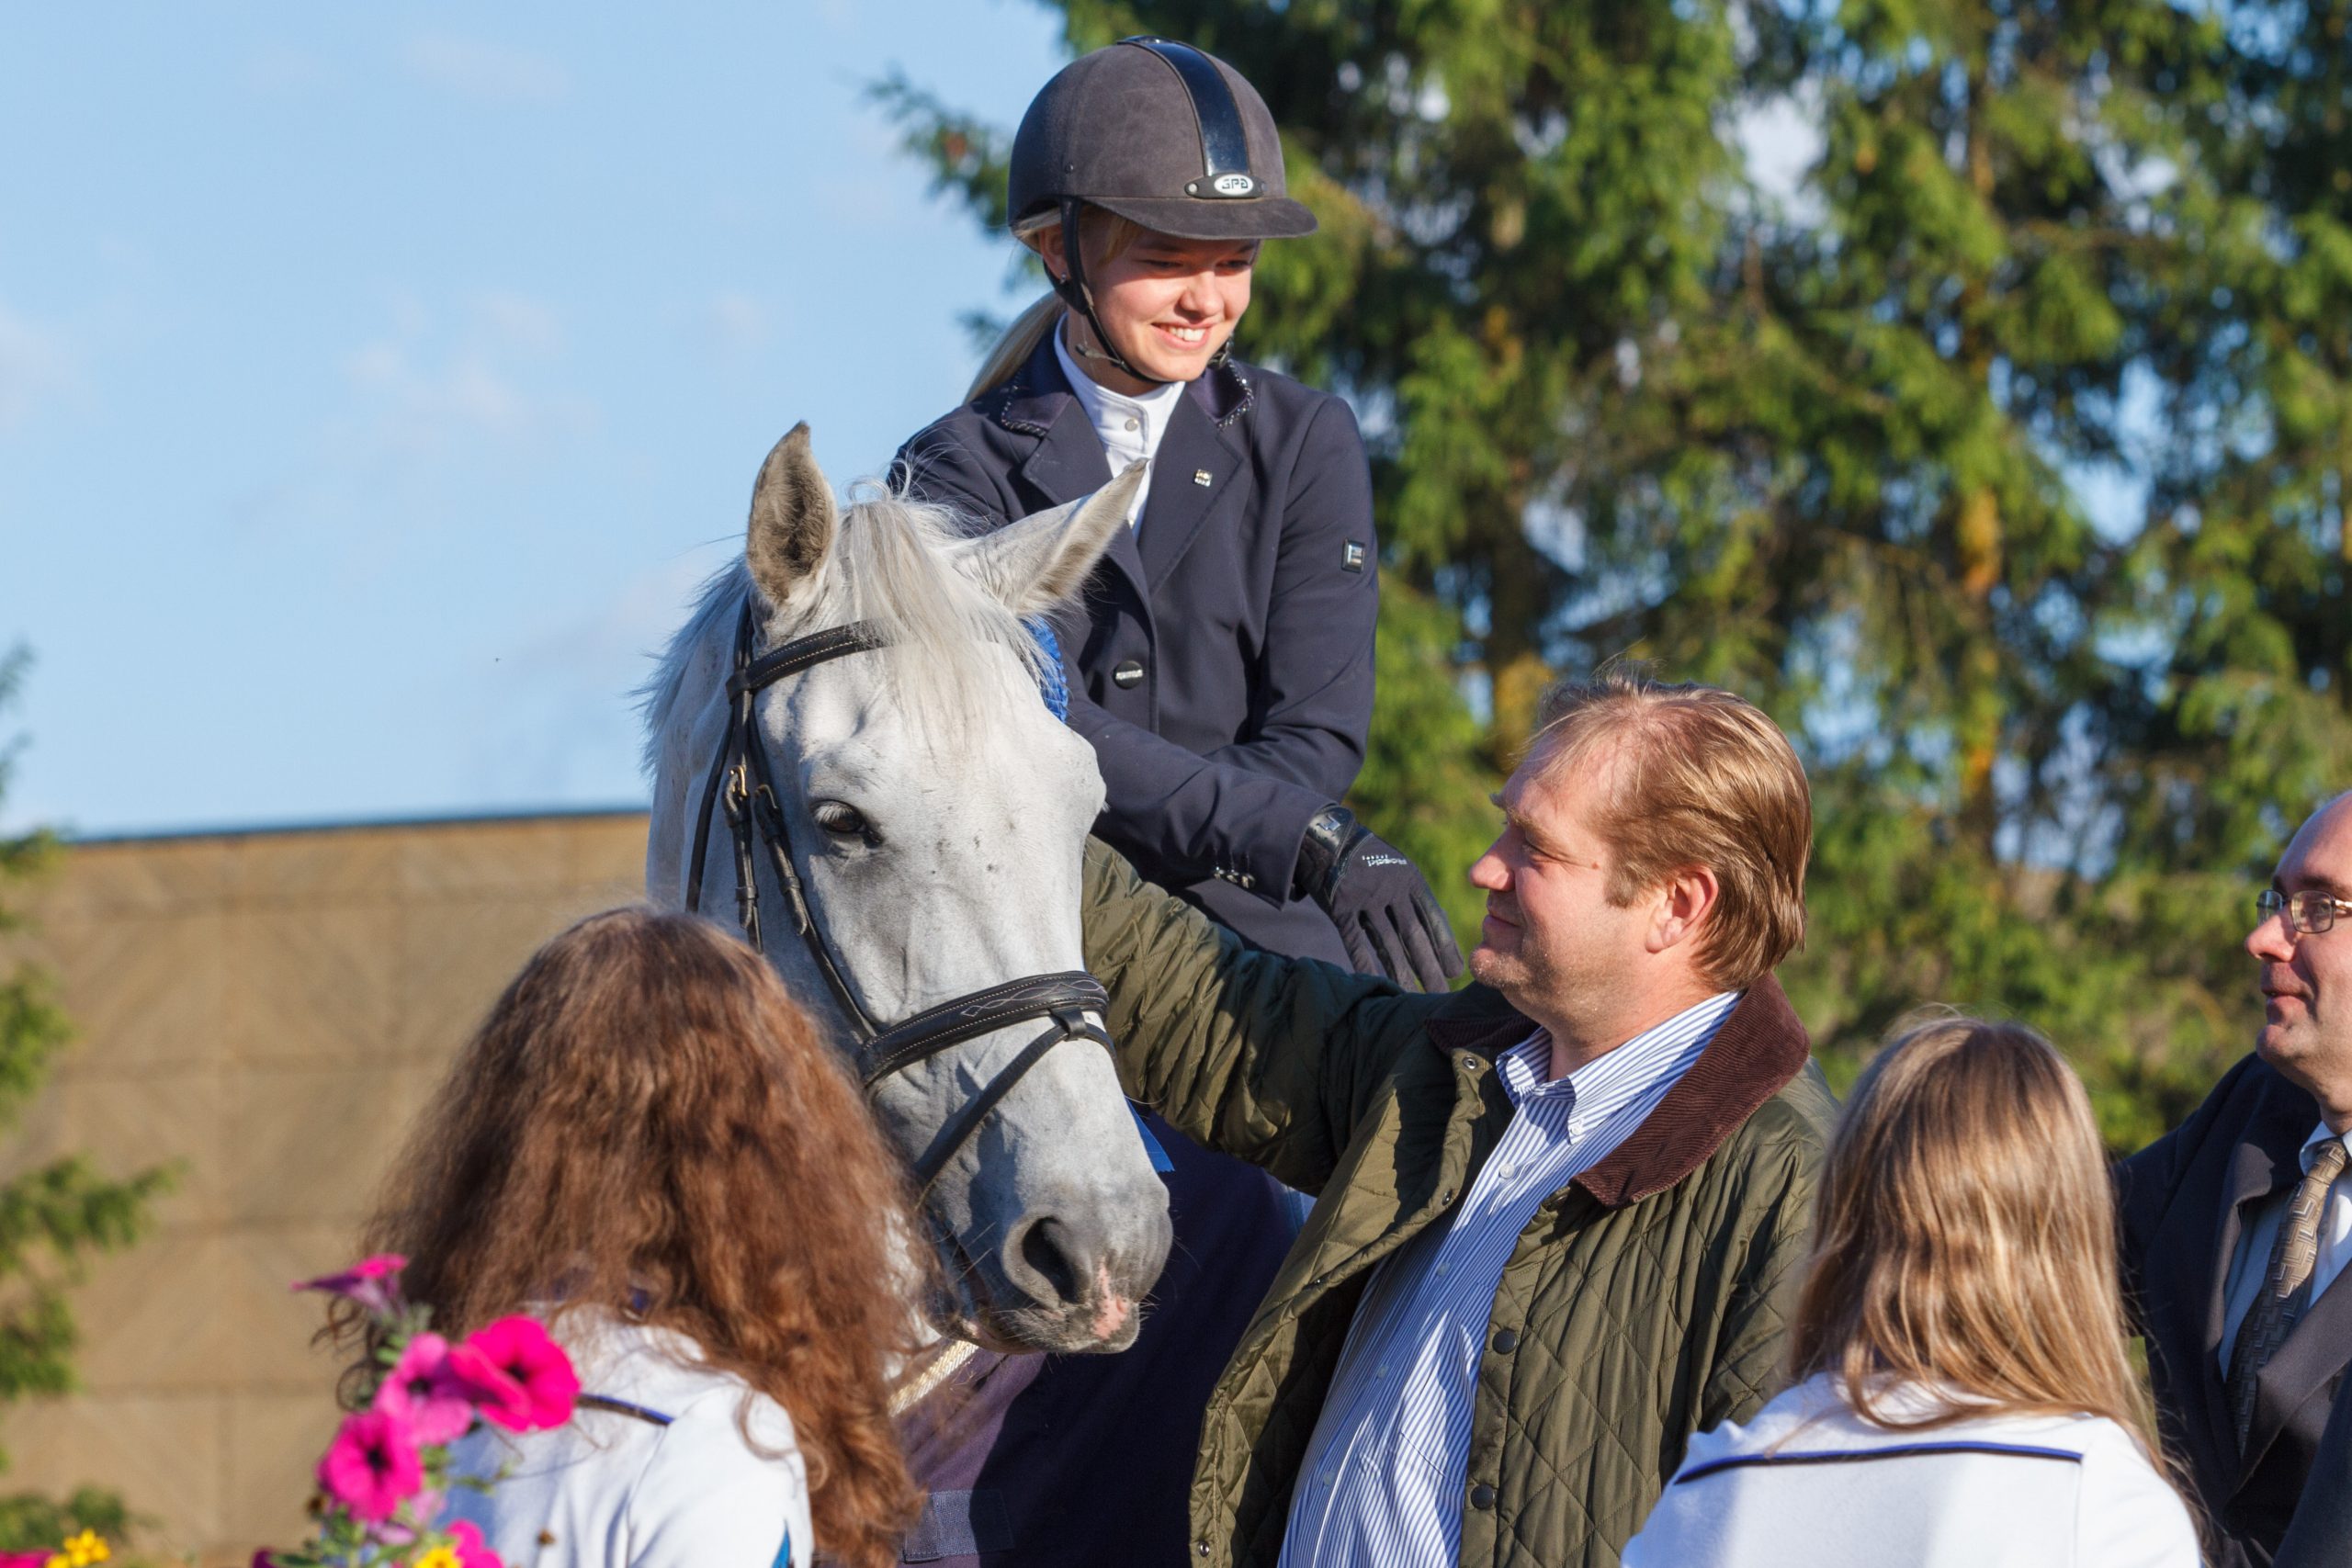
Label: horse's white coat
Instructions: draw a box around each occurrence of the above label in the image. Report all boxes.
[643,430,1169,1353]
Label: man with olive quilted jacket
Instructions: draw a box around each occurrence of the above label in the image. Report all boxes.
[1077,668,1836,1568]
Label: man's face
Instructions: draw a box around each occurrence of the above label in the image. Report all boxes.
[1466,750,1653,1032]
[2248,795,2352,1109]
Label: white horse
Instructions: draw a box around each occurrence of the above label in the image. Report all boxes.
[642,424,1169,1355]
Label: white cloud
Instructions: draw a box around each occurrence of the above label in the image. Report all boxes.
[699,291,773,358]
[339,294,588,461]
[401,32,571,105]
[473,290,563,355]
[0,301,83,432]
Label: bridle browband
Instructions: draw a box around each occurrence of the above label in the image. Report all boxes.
[684,598,1114,1193]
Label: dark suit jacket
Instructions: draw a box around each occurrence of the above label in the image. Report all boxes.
[2275,1368,2352,1568]
[2119,1054,2352,1565]
[897,334,1376,964]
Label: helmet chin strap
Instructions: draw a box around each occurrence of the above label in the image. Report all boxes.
[1048,198,1231,387]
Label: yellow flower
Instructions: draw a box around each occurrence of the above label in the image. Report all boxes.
[414,1548,460,1568]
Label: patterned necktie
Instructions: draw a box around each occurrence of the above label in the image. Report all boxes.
[2225,1135,2349,1450]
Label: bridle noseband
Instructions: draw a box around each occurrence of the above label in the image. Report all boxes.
[684,600,1114,1193]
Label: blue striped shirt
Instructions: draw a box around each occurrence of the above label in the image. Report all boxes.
[1277,990,1740,1568]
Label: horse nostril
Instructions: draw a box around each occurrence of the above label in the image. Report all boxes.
[1011,1215,1083,1309]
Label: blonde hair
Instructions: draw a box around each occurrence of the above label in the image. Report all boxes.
[1792,1014,2179,1476]
[967,206,1151,401]
[1528,665,1809,989]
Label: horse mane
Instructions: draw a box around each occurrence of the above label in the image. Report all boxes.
[639,487,1044,777]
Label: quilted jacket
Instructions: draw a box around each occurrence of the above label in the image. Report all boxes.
[1080,840,1838,1568]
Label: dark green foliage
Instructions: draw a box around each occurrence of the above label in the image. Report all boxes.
[0,648,173,1546]
[880,0,2352,1148]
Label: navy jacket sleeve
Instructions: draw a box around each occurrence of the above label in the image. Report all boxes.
[1065,398,1375,898]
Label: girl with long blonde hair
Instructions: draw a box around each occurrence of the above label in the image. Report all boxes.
[1624,1014,2199,1567]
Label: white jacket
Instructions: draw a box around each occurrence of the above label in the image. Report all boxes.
[1623,1373,2199,1568]
[444,1318,813,1568]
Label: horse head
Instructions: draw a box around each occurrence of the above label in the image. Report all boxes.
[646,424,1170,1355]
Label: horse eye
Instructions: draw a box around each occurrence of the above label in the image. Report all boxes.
[811,801,876,842]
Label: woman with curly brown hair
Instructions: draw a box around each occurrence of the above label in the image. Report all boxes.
[345,906,932,1568]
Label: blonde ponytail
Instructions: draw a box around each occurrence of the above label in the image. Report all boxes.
[967,292,1068,402]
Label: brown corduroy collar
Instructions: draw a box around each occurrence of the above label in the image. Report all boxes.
[1424,976,1814,1209]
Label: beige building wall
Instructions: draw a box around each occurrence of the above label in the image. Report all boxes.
[0,812,651,1565]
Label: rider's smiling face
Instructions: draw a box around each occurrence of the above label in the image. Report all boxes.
[1036,223,1256,393]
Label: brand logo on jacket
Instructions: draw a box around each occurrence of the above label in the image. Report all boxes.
[1342,541,1367,573]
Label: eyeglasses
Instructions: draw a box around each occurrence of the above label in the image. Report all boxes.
[2256,888,2352,936]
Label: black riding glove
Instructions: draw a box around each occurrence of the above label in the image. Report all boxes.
[1294,806,1466,993]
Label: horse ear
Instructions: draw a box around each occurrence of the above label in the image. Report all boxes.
[960,461,1143,615]
[746,423,837,605]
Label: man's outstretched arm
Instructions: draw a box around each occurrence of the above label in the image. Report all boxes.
[1079,837,1431,1194]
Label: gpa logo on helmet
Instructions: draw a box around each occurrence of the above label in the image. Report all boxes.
[1210,173,1257,197]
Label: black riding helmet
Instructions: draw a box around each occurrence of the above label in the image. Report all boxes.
[1009,38,1316,382]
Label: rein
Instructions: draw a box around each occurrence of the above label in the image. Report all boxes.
[684,599,1114,1193]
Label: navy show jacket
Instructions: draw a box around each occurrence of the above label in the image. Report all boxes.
[896,333,1376,964]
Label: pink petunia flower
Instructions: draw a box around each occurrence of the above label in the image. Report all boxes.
[0,1553,52,1568]
[316,1408,424,1522]
[447,1519,503,1568]
[462,1317,579,1433]
[436,1338,527,1416]
[372,1334,483,1446]
[292,1254,409,1317]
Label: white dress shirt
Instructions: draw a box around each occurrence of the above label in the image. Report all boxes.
[1054,321,1185,529]
[1279,991,1739,1568]
[2220,1122,2352,1367]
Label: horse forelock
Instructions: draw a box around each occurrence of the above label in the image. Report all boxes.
[639,490,1047,776]
[832,487,1047,734]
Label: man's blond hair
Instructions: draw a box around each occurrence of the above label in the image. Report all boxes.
[1526,664,1811,989]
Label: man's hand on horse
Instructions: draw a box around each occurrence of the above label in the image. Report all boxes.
[1295,807,1466,993]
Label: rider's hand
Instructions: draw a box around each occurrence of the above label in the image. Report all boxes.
[1294,807,1466,993]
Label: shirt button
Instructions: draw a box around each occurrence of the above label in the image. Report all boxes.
[1125,417,1139,432]
[1468,1483,1498,1510]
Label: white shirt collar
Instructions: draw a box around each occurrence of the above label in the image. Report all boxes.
[1497,990,1741,1141]
[1053,322,1185,527]
[2301,1122,2349,1175]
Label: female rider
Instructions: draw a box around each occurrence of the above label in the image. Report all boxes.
[892,37,1461,1568]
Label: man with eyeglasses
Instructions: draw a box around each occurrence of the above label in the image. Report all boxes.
[2119,789,2352,1567]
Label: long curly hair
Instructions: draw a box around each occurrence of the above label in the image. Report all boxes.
[342,906,932,1568]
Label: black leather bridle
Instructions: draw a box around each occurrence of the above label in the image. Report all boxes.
[684,599,1115,1193]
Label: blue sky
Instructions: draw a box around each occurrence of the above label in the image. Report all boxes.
[1,3,1069,834]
